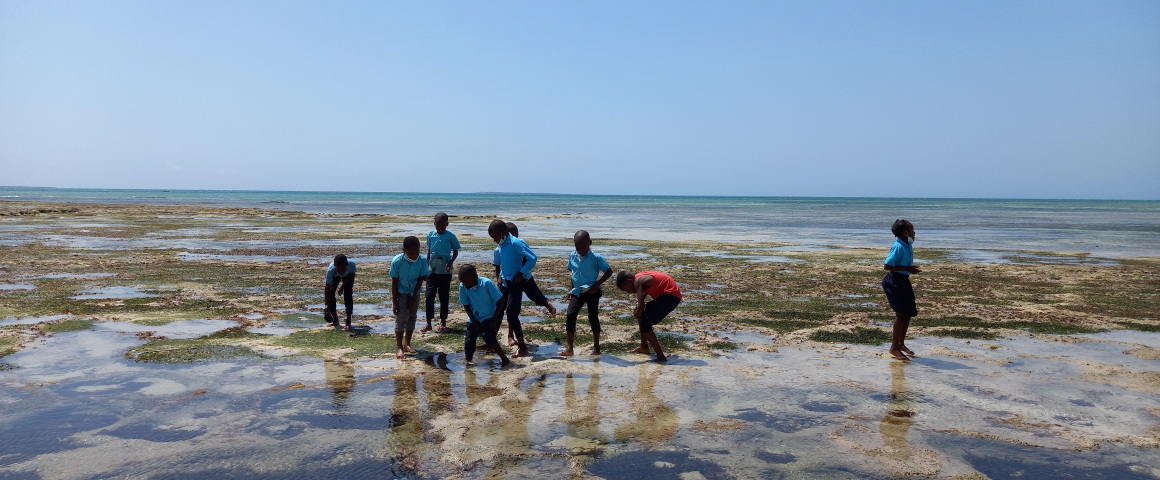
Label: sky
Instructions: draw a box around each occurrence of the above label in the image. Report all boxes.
[1,1,1158,199]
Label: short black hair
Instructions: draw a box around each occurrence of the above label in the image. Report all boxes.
[488,220,508,235]
[574,230,590,241]
[333,254,348,267]
[434,212,449,222]
[891,219,913,239]
[403,236,420,249]
[615,271,635,287]
[505,222,519,236]
[458,263,477,277]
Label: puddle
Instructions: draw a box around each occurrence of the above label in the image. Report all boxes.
[69,286,158,299]
[0,314,74,326]
[37,273,117,279]
[0,284,36,291]
[178,252,305,262]
[304,303,391,317]
[96,319,240,339]
[707,329,775,345]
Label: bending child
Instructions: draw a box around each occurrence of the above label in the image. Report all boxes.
[563,230,613,356]
[488,220,537,358]
[390,236,429,360]
[882,219,920,361]
[616,270,682,362]
[324,254,356,330]
[457,264,510,366]
[424,212,460,333]
[492,222,557,346]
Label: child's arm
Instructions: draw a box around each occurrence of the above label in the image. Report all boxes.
[410,277,426,308]
[489,298,505,330]
[391,277,400,314]
[633,276,649,318]
[494,265,502,281]
[883,264,921,274]
[593,268,614,290]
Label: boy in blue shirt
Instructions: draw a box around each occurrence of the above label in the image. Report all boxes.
[882,219,921,361]
[390,236,429,360]
[563,230,613,357]
[323,254,356,330]
[492,222,557,346]
[423,212,460,334]
[488,220,538,358]
[457,264,510,366]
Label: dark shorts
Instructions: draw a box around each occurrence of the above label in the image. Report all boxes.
[639,294,681,334]
[882,272,918,318]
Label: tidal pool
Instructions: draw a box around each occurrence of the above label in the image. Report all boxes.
[2,325,1159,479]
[69,286,158,300]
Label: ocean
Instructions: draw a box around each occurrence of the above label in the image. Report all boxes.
[2,186,1158,257]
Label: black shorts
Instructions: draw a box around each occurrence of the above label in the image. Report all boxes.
[882,272,918,318]
[639,294,681,333]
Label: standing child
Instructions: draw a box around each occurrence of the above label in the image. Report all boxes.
[492,222,557,346]
[323,254,356,330]
[390,236,429,360]
[563,230,613,356]
[488,220,537,358]
[882,219,920,361]
[457,264,510,366]
[615,270,682,362]
[423,212,460,333]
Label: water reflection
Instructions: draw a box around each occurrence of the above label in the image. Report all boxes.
[880,360,914,462]
[323,360,355,410]
[614,364,678,446]
[562,373,606,453]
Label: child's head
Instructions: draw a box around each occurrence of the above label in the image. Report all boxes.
[403,236,421,260]
[505,222,519,238]
[891,219,915,240]
[615,271,636,293]
[457,263,478,288]
[333,254,349,275]
[573,230,591,256]
[434,212,449,233]
[488,220,508,244]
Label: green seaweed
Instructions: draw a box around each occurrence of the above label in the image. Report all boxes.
[1115,321,1160,333]
[131,344,266,363]
[926,328,998,340]
[911,316,985,328]
[707,341,738,350]
[809,327,892,345]
[0,336,19,358]
[40,319,95,333]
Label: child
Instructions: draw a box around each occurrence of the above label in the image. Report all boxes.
[323,254,356,330]
[882,219,921,361]
[488,220,537,358]
[390,236,429,360]
[615,270,682,362]
[423,212,461,333]
[457,264,510,366]
[492,222,557,346]
[563,230,613,356]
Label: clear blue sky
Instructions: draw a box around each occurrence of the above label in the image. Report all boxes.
[1,1,1158,199]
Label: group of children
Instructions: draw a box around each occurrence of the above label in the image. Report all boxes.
[322,214,684,364]
[324,213,921,365]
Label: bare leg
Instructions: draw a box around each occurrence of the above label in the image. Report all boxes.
[889,312,911,361]
[561,332,575,356]
[395,334,406,360]
[404,329,418,354]
[591,331,601,355]
[642,331,667,362]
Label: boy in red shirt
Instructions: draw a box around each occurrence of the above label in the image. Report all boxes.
[615,270,682,362]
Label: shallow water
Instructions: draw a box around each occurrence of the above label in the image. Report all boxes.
[2,322,1159,478]
[69,286,157,300]
[0,314,74,326]
[0,284,36,291]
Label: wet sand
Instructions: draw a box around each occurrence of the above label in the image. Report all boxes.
[1,201,1159,479]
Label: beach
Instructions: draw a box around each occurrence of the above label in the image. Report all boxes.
[2,198,1159,479]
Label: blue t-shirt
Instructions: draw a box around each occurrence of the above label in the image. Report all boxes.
[389,253,430,294]
[459,277,503,322]
[884,238,914,275]
[427,230,461,259]
[495,234,537,282]
[568,250,610,295]
[325,261,356,284]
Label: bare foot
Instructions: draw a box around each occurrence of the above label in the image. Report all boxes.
[888,348,910,361]
[512,347,530,358]
[590,348,601,356]
[404,345,418,354]
[500,358,511,366]
[507,335,516,347]
[395,349,406,360]
[419,325,432,333]
[654,354,668,362]
[560,349,574,357]
[546,304,557,315]
[465,360,475,366]
[628,346,650,355]
[900,345,915,356]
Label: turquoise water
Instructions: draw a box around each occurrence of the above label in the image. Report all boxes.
[3,187,1159,256]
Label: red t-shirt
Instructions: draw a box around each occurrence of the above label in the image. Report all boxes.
[639,271,681,300]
